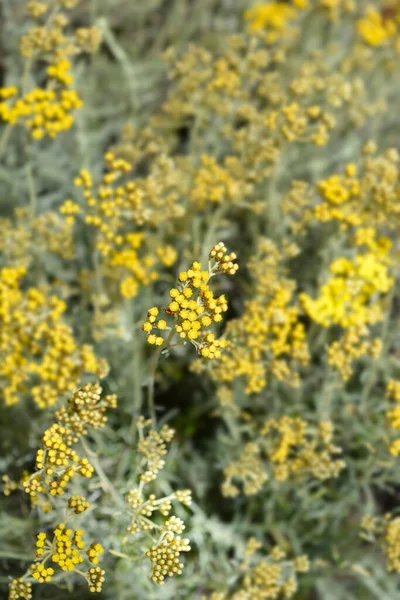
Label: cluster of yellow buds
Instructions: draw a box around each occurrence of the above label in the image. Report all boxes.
[23,422,93,498]
[22,383,116,501]
[30,564,54,583]
[17,524,105,589]
[68,495,90,513]
[357,7,397,48]
[123,419,192,584]
[300,239,393,329]
[88,567,106,593]
[202,540,310,599]
[146,531,191,585]
[22,0,100,62]
[209,242,239,276]
[8,383,114,597]
[361,513,400,574]
[0,266,108,409]
[143,246,237,359]
[8,578,32,600]
[387,380,400,402]
[0,0,101,140]
[71,154,165,300]
[222,418,345,496]
[136,417,174,481]
[0,64,82,140]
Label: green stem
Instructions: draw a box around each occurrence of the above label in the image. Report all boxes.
[109,550,144,562]
[147,328,176,424]
[26,159,37,217]
[0,123,12,160]
[80,437,124,508]
[97,18,138,115]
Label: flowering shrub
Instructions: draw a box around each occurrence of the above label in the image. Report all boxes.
[2,1,400,599]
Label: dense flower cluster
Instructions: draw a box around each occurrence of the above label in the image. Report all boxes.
[300,227,393,380]
[8,383,114,596]
[0,207,76,265]
[203,540,310,599]
[361,513,400,574]
[0,267,108,408]
[143,246,237,358]
[222,418,344,496]
[357,6,398,47]
[124,418,192,584]
[0,76,82,140]
[284,147,400,233]
[206,239,308,394]
[0,0,100,139]
[3,0,400,598]
[300,235,393,329]
[69,152,181,299]
[23,383,116,499]
[28,524,104,586]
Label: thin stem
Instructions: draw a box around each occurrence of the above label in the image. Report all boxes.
[0,123,12,160]
[147,328,176,424]
[109,550,144,562]
[80,437,124,508]
[97,18,138,115]
[26,159,37,217]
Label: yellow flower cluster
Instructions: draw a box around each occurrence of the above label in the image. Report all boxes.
[384,516,400,572]
[222,418,344,496]
[71,153,175,299]
[209,240,308,394]
[262,418,345,482]
[361,513,400,575]
[146,532,191,585]
[311,148,400,230]
[143,247,237,359]
[300,232,393,329]
[387,379,400,402]
[0,266,108,408]
[327,326,382,381]
[244,2,299,43]
[8,579,32,600]
[357,7,397,47]
[0,207,76,266]
[21,2,100,62]
[300,228,393,380]
[23,383,116,499]
[0,77,82,139]
[222,442,268,497]
[30,564,54,583]
[124,418,191,584]
[162,34,381,171]
[0,1,100,140]
[190,155,252,208]
[68,495,90,513]
[30,524,104,584]
[9,383,114,596]
[203,542,310,599]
